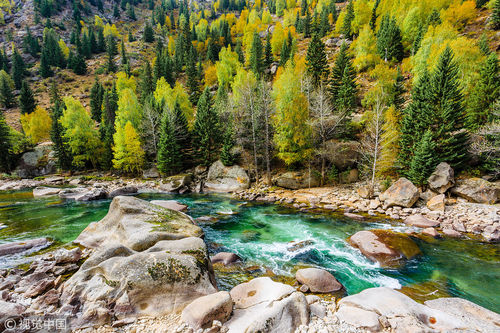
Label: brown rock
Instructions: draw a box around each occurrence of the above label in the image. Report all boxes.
[404,214,439,228]
[344,212,364,221]
[427,194,445,212]
[379,178,419,208]
[0,238,50,256]
[295,268,343,293]
[451,178,500,204]
[442,228,461,238]
[428,162,454,193]
[422,228,439,238]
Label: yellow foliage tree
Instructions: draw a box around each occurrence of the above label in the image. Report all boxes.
[441,0,476,30]
[112,121,144,174]
[21,106,52,144]
[216,46,241,89]
[353,24,381,71]
[154,78,194,123]
[378,105,400,176]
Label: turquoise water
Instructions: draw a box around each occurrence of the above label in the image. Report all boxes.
[0,190,499,313]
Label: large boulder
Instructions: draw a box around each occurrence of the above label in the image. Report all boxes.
[274,171,320,190]
[451,178,500,204]
[159,174,192,192]
[379,178,419,208]
[225,277,309,332]
[108,186,138,198]
[323,140,360,170]
[32,187,62,197]
[348,230,421,267]
[59,187,107,201]
[15,142,56,178]
[204,160,250,193]
[336,288,500,332]
[295,268,343,293]
[181,291,233,329]
[60,196,216,329]
[427,162,454,193]
[426,193,445,211]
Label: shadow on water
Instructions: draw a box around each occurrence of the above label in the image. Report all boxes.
[0,190,499,313]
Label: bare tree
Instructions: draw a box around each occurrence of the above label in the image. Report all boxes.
[141,97,163,159]
[359,88,386,197]
[309,83,352,184]
[258,80,274,184]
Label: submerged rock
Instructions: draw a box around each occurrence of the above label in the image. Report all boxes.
[379,178,419,208]
[211,252,241,266]
[295,268,343,293]
[204,160,250,193]
[348,230,421,267]
[151,200,188,212]
[0,238,51,256]
[225,277,309,332]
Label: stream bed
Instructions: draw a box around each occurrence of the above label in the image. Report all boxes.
[1,190,499,313]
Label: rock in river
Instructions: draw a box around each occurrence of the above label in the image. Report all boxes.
[59,196,216,329]
[204,160,250,192]
[404,214,439,228]
[211,252,241,266]
[295,268,343,293]
[0,238,51,256]
[348,230,421,267]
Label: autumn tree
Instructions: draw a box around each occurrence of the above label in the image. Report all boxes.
[21,106,52,144]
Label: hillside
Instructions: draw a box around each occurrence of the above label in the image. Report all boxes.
[0,0,499,187]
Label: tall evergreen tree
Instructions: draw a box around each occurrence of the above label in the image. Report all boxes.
[143,22,155,43]
[12,49,26,90]
[71,51,87,75]
[264,33,273,68]
[139,61,155,102]
[186,52,201,104]
[306,34,328,87]
[49,82,72,171]
[466,53,499,129]
[304,9,312,38]
[106,36,117,73]
[23,27,41,57]
[192,88,221,165]
[220,125,235,166]
[18,81,36,115]
[492,0,500,29]
[341,0,354,39]
[390,68,405,110]
[369,0,380,31]
[0,72,15,109]
[157,111,182,175]
[101,86,118,169]
[376,15,404,62]
[249,32,264,77]
[0,112,12,172]
[407,130,437,187]
[90,77,104,122]
[329,43,357,112]
[172,101,191,165]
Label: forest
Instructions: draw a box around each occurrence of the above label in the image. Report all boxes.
[0,0,499,189]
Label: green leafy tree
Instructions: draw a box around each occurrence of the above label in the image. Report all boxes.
[407,130,437,187]
[192,87,221,166]
[19,81,37,115]
[306,34,328,88]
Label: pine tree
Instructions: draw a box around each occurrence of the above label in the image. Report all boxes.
[113,3,120,18]
[220,125,235,166]
[280,39,290,66]
[71,51,87,75]
[90,77,104,122]
[40,47,52,77]
[492,0,500,29]
[376,15,404,62]
[126,2,136,20]
[101,86,118,169]
[0,112,12,172]
[306,34,328,87]
[97,28,106,52]
[19,81,36,115]
[301,0,307,16]
[466,53,499,129]
[478,33,491,56]
[139,61,155,102]
[157,111,182,175]
[172,101,191,166]
[81,32,92,59]
[369,0,380,31]
[427,9,441,26]
[264,33,273,68]
[304,9,312,38]
[0,72,15,109]
[329,43,357,112]
[106,36,117,73]
[12,49,26,90]
[250,32,264,77]
[192,88,221,166]
[428,47,469,169]
[341,0,354,39]
[49,82,72,170]
[407,130,437,187]
[23,27,41,57]
[186,52,201,104]
[398,70,432,173]
[120,39,128,67]
[412,24,424,55]
[390,68,405,110]
[235,41,245,64]
[143,22,155,43]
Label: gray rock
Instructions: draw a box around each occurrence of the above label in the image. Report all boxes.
[451,178,500,204]
[274,171,320,190]
[32,186,62,197]
[336,305,381,331]
[160,174,192,192]
[379,178,419,208]
[204,161,250,193]
[323,140,360,170]
[59,187,107,201]
[226,277,309,332]
[295,268,343,293]
[108,186,138,198]
[15,142,57,178]
[428,162,454,193]
[181,291,233,329]
[143,166,160,179]
[151,200,188,212]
